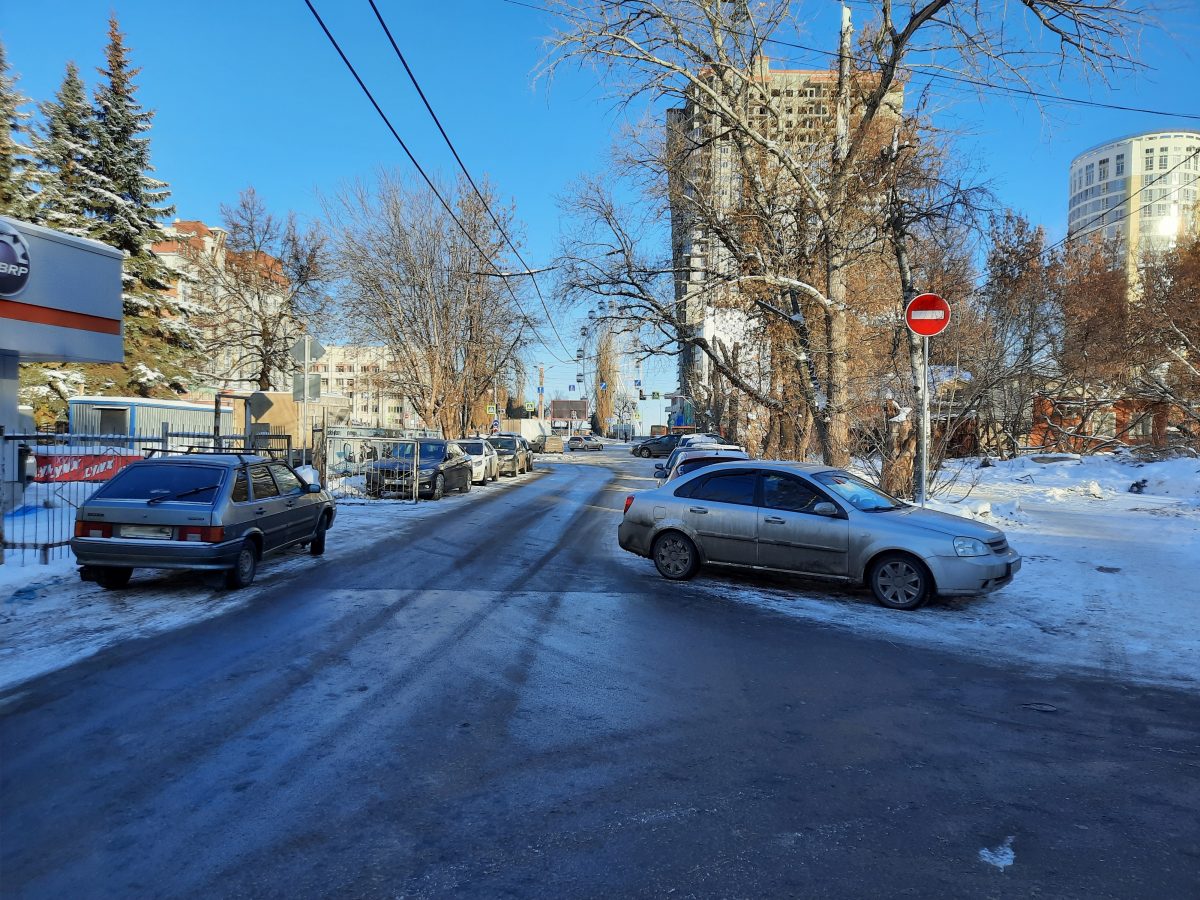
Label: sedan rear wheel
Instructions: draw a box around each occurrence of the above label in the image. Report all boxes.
[869,553,931,610]
[225,540,258,589]
[652,531,700,581]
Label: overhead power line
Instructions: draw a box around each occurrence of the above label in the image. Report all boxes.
[499,0,1200,122]
[302,0,574,366]
[366,0,574,361]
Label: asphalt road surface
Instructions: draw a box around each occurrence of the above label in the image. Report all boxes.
[3,453,1198,898]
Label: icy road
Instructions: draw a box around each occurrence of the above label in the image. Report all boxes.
[2,453,1197,897]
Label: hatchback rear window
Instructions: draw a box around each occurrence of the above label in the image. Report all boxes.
[93,464,225,503]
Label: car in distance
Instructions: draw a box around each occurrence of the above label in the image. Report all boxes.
[618,461,1021,610]
[657,443,746,483]
[453,438,500,484]
[654,448,751,485]
[567,435,603,451]
[364,439,473,499]
[70,452,336,590]
[487,433,533,476]
[631,434,681,458]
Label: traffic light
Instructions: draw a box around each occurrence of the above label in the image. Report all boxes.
[639,390,646,400]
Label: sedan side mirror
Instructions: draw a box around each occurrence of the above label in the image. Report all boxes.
[653,465,666,476]
[306,482,322,493]
[813,501,838,517]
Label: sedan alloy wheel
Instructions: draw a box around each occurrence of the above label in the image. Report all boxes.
[869,554,930,610]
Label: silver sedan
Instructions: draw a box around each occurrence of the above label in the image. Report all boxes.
[618,460,1021,610]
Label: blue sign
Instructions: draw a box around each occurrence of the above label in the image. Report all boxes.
[634,379,642,387]
[568,384,575,392]
[600,382,607,391]
[536,386,544,394]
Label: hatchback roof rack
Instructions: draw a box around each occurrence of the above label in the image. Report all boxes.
[143,447,275,463]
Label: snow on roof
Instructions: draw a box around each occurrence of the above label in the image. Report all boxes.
[70,396,233,412]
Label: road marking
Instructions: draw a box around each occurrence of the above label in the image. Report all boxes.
[979,835,1015,870]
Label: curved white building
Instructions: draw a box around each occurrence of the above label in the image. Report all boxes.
[1067,129,1200,260]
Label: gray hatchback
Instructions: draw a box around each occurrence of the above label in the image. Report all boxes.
[71,452,336,590]
[618,461,1020,610]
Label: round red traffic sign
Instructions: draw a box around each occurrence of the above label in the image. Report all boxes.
[905,292,951,337]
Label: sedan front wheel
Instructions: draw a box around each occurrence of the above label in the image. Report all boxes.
[868,553,931,610]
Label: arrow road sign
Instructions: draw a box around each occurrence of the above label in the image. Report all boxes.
[905,293,951,337]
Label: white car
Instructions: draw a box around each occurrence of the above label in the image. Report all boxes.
[655,447,750,485]
[453,439,500,484]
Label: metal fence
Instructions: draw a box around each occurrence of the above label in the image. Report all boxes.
[0,428,293,567]
[322,436,419,502]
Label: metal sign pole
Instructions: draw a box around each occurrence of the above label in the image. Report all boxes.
[919,334,929,508]
[301,336,310,465]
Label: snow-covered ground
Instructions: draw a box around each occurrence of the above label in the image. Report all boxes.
[0,471,541,693]
[700,453,1200,690]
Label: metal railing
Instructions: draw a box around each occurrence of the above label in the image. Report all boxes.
[322,436,419,502]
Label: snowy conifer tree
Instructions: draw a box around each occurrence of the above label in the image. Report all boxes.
[0,42,34,217]
[26,61,110,234]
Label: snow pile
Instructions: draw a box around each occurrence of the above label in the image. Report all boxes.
[927,497,1030,526]
[951,452,1200,502]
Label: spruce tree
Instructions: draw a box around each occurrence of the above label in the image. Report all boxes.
[0,42,33,217]
[26,61,109,234]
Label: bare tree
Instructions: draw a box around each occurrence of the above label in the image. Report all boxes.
[543,0,1145,466]
[325,171,533,437]
[182,188,331,391]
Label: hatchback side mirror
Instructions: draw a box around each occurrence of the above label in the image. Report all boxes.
[654,465,666,476]
[813,501,838,517]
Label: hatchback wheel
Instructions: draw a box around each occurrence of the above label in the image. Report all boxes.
[868,553,931,610]
[226,539,259,589]
[652,531,700,581]
[639,448,652,458]
[310,514,328,556]
[95,567,133,590]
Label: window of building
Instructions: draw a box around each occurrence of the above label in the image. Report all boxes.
[1099,158,1109,180]
[1145,148,1155,171]
[1085,163,1094,185]
[1116,153,1125,175]
[1159,152,1168,170]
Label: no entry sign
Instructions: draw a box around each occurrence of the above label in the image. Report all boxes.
[905,293,951,337]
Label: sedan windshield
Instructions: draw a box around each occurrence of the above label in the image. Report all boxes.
[94,464,225,504]
[815,472,904,511]
[456,441,485,455]
[488,437,517,452]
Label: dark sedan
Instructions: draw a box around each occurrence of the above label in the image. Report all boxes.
[631,434,681,458]
[364,439,473,500]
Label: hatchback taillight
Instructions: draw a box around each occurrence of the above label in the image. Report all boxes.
[623,495,635,515]
[177,526,225,543]
[75,521,113,538]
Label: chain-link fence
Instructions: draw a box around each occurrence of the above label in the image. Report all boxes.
[322,436,420,502]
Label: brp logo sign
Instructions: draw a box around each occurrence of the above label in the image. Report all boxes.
[0,221,32,298]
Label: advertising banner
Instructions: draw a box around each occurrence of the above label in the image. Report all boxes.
[34,452,141,483]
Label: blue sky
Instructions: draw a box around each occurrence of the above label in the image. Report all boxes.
[5,0,1199,411]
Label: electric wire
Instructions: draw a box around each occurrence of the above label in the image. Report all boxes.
[302,0,575,366]
[498,0,1200,122]
[366,0,575,362]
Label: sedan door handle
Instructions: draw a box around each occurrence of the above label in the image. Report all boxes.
[764,516,785,524]
[688,507,709,515]
[255,507,267,516]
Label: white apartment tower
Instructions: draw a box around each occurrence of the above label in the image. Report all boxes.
[1067,129,1200,265]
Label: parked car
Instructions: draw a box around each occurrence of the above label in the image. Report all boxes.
[453,438,500,484]
[619,461,1021,610]
[542,434,565,453]
[654,448,750,485]
[70,451,336,590]
[364,439,473,499]
[487,433,533,476]
[567,435,603,451]
[631,434,682,458]
[677,432,728,448]
[529,434,547,453]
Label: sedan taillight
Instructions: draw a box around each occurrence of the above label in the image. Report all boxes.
[177,526,225,542]
[623,495,635,515]
[75,521,112,538]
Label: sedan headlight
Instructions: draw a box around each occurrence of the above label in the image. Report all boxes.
[953,536,990,557]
